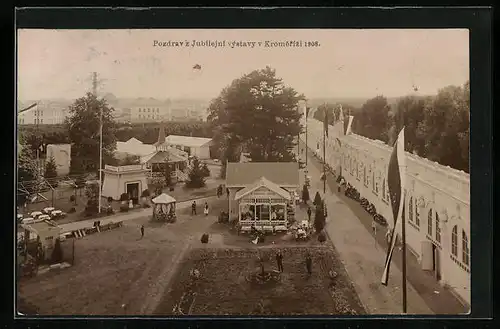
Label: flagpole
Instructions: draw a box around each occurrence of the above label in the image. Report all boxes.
[402,187,407,313]
[323,116,326,194]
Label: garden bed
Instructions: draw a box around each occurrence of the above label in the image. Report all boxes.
[154,247,365,316]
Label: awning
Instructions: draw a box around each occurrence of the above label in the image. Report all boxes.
[152,193,176,204]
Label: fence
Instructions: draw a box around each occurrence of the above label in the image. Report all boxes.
[17,175,91,215]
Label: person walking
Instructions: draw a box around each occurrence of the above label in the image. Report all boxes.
[204,202,209,216]
[140,224,144,239]
[305,253,312,275]
[191,201,197,215]
[276,250,284,272]
[307,207,312,221]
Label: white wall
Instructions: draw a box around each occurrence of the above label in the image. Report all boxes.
[102,171,148,200]
[302,118,470,306]
[191,145,210,159]
[46,144,71,176]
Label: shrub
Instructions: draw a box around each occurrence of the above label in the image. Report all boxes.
[141,189,150,198]
[314,203,326,233]
[318,231,327,243]
[107,196,113,203]
[313,191,322,205]
[201,233,209,243]
[120,193,129,202]
[302,184,310,203]
[186,157,206,188]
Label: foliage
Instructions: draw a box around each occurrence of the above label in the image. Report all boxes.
[65,93,117,174]
[201,233,209,244]
[120,193,129,202]
[141,189,150,198]
[302,184,310,203]
[84,181,100,214]
[162,158,174,188]
[119,154,141,166]
[315,81,470,173]
[201,162,211,178]
[18,145,38,183]
[208,66,304,168]
[51,238,63,264]
[115,121,211,145]
[313,191,322,206]
[44,156,58,179]
[317,231,327,243]
[314,202,326,233]
[107,196,114,203]
[186,157,206,188]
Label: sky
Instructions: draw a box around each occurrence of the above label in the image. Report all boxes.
[17,29,469,102]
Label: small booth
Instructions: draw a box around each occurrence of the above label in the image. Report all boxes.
[235,177,292,232]
[20,221,62,262]
[101,164,150,204]
[152,193,177,222]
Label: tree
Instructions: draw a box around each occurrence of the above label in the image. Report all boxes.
[355,96,391,143]
[314,202,326,233]
[65,92,117,174]
[302,184,310,204]
[201,162,210,178]
[44,156,58,179]
[119,154,140,166]
[84,181,100,214]
[18,145,38,183]
[391,96,426,154]
[186,157,206,188]
[313,191,322,206]
[208,66,304,164]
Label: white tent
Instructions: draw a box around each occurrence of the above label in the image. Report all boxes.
[152,193,176,204]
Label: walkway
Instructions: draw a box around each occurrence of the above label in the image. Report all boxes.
[59,196,217,234]
[303,151,431,315]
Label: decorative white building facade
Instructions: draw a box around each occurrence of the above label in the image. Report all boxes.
[302,118,470,307]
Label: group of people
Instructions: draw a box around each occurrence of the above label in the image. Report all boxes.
[275,250,313,275]
[191,201,210,216]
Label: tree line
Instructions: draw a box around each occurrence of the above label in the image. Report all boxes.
[313,81,470,173]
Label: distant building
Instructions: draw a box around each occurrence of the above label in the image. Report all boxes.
[18,100,71,125]
[164,135,212,159]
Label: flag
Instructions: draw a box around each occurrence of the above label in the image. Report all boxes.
[193,64,201,70]
[324,109,329,137]
[345,116,354,135]
[381,127,406,286]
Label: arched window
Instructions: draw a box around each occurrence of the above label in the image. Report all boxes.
[435,213,441,243]
[462,230,470,266]
[409,197,414,222]
[382,179,386,200]
[415,200,420,227]
[451,225,458,256]
[427,209,433,236]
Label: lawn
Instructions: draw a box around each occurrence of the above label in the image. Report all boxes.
[17,215,200,316]
[154,247,366,316]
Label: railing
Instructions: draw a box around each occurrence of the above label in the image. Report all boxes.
[104,164,147,172]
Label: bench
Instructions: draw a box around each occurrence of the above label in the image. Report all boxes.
[274,225,288,232]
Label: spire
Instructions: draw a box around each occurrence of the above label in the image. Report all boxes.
[157,124,166,145]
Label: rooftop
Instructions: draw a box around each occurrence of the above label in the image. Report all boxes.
[164,135,212,148]
[234,177,292,200]
[226,162,299,187]
[146,150,187,164]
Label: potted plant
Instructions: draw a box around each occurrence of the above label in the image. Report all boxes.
[141,189,151,207]
[119,193,129,212]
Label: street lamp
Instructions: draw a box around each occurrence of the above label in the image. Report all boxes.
[98,104,103,213]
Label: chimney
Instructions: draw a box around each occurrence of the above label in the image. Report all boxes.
[157,124,166,145]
